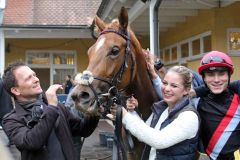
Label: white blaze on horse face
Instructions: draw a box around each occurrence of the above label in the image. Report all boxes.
[95,37,106,52]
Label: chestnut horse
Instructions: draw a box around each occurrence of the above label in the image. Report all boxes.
[72,7,159,160]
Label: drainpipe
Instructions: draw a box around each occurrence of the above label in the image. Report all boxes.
[0,0,6,77]
[149,0,162,57]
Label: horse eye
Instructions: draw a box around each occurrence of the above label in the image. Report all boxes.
[109,46,120,57]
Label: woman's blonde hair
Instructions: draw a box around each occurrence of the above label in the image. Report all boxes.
[168,65,193,90]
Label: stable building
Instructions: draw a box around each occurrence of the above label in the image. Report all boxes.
[0,0,240,92]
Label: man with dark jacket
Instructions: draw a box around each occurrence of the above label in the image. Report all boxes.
[2,61,100,160]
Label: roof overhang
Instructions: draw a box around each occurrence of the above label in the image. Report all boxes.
[0,25,93,38]
[98,0,237,36]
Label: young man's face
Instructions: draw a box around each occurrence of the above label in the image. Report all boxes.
[11,66,43,101]
[203,71,229,94]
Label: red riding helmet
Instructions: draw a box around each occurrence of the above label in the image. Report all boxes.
[198,51,234,75]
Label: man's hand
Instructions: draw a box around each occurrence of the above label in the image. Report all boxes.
[45,84,63,106]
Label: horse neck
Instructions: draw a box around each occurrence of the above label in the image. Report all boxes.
[127,53,159,121]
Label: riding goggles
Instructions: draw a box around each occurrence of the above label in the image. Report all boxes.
[201,56,231,66]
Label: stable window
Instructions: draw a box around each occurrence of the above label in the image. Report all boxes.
[192,39,200,56]
[172,47,178,61]
[162,31,212,65]
[164,49,170,62]
[203,35,211,53]
[181,43,189,58]
[28,52,50,65]
[53,53,75,65]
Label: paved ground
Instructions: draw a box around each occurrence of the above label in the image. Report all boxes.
[0,128,21,160]
[80,119,114,160]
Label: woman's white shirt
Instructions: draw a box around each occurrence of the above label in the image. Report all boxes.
[123,109,199,160]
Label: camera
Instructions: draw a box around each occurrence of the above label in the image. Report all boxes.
[154,59,164,70]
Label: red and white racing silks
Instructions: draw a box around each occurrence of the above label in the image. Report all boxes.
[206,94,240,159]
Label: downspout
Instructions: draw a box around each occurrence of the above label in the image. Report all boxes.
[0,0,6,76]
[149,0,163,57]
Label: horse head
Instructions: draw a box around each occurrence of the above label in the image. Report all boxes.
[71,7,159,160]
[71,7,158,120]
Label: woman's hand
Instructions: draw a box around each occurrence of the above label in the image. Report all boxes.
[143,49,159,80]
[106,104,128,120]
[126,96,138,112]
[106,98,137,120]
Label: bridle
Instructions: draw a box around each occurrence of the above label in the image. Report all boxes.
[80,28,136,109]
[94,28,135,91]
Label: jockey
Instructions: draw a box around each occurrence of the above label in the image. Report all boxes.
[194,51,240,160]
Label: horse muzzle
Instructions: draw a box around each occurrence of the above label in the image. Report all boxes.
[71,85,99,112]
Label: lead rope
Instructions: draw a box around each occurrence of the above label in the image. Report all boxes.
[112,105,128,160]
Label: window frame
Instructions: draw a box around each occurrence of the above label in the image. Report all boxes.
[162,31,212,65]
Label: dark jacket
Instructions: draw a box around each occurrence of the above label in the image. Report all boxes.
[142,97,199,160]
[0,79,13,125]
[156,104,199,160]
[2,99,99,160]
[196,84,240,160]
[65,80,73,94]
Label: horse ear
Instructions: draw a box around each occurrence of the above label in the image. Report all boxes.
[95,16,106,32]
[118,7,128,31]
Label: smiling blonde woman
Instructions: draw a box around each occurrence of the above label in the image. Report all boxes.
[111,65,200,160]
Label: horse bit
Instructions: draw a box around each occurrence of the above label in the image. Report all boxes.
[75,28,136,160]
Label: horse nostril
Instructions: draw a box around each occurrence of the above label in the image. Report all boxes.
[71,94,78,101]
[79,91,90,99]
